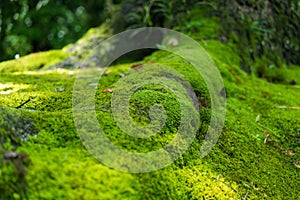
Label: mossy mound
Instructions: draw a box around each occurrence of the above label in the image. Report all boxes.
[0,23,299,200]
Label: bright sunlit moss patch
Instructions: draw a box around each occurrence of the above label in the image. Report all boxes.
[136,160,242,199]
[20,144,140,200]
[0,83,30,95]
[0,50,68,73]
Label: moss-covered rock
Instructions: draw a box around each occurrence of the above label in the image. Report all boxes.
[0,15,299,200]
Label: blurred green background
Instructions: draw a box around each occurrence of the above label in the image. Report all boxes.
[0,0,113,61]
[1,0,300,73]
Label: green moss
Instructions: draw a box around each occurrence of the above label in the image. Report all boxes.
[0,50,68,73]
[0,26,300,199]
[136,161,241,199]
[21,145,140,200]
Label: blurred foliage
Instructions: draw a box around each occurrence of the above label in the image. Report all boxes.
[2,0,300,75]
[217,0,300,72]
[0,0,108,61]
[119,0,213,29]
[117,0,300,75]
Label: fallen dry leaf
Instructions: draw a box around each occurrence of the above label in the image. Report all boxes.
[130,63,143,70]
[101,89,113,93]
[285,150,295,156]
[293,160,300,168]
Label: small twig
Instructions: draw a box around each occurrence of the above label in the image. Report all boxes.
[255,115,260,122]
[242,190,249,200]
[256,122,277,135]
[15,98,31,109]
[257,123,275,134]
[263,133,270,144]
[277,106,300,110]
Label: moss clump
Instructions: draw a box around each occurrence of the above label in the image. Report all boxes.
[92,63,203,155]
[19,145,140,200]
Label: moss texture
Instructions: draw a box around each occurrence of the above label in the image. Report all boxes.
[0,16,299,200]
